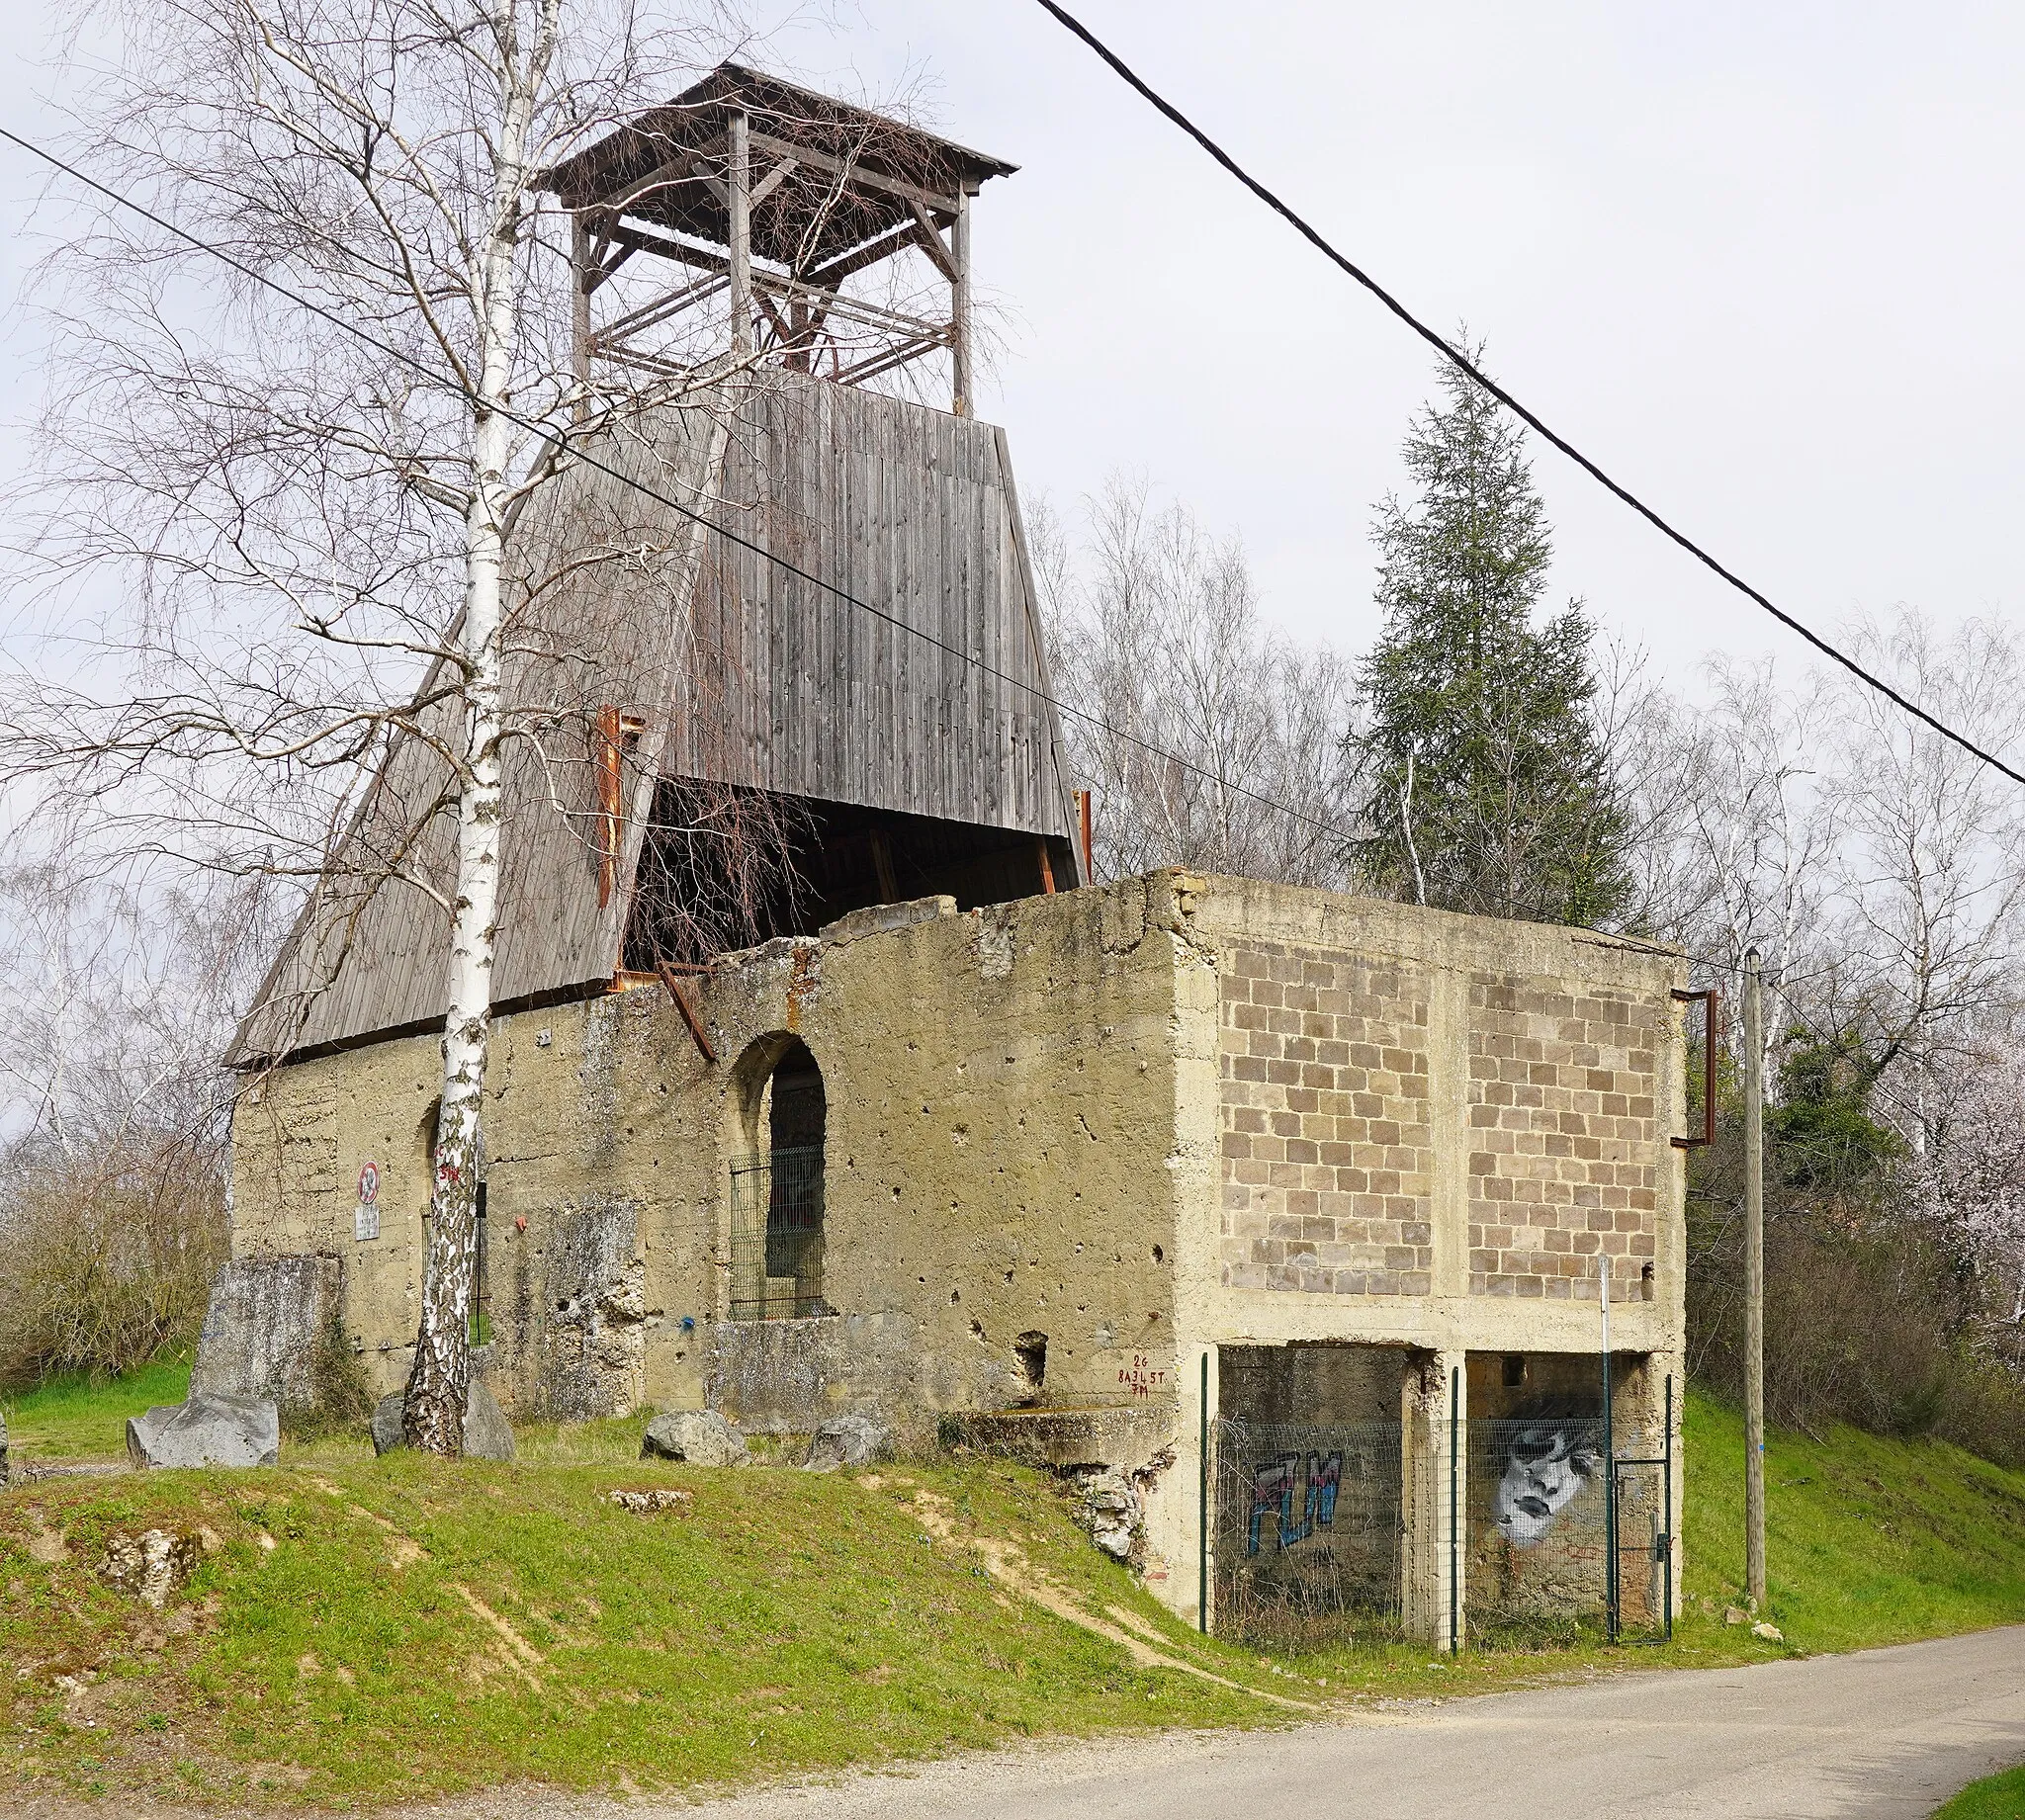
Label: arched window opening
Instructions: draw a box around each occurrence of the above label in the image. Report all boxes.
[730,1039,827,1319]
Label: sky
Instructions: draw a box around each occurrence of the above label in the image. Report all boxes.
[760,0,2025,697]
[4,0,2023,703]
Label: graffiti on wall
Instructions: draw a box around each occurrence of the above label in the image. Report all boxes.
[1489,1399,1604,1549]
[1247,1449,1342,1555]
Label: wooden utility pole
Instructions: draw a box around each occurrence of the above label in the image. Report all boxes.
[1743,946,1767,1609]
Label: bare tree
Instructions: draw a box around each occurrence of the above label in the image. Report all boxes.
[0,0,786,1453]
[1037,477,1356,888]
[0,860,266,1382]
[1814,615,2025,1146]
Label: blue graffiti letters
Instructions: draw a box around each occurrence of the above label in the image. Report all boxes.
[1246,1450,1345,1555]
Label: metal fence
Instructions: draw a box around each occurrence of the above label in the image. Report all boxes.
[1204,1385,1674,1651]
[729,1144,825,1320]
[1211,1418,1405,1649]
[1462,1415,1613,1644]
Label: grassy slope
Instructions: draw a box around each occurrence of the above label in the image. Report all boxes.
[2,1377,2022,1808]
[2,1430,1284,1808]
[1680,1391,2025,1651]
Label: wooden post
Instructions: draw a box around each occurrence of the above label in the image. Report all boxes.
[728,110,751,357]
[1743,946,1767,1610]
[950,185,972,416]
[570,215,594,415]
[1075,788,1094,883]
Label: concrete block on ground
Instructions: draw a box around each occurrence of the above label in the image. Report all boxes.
[127,1394,280,1469]
[190,1254,345,1409]
[641,1409,748,1466]
[371,1383,516,1460]
[803,1414,891,1471]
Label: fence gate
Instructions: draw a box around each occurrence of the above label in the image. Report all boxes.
[1606,1382,1674,1645]
[1211,1418,1404,1648]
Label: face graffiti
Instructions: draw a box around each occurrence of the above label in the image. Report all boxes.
[1492,1403,1604,1548]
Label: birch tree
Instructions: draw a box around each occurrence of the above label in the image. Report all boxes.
[2,0,757,1452]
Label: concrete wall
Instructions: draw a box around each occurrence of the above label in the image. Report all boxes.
[226,869,1688,1638]
[229,877,1201,1435]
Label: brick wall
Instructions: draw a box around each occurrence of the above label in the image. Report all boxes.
[1217,941,1434,1294]
[1217,945,1665,1303]
[1466,976,1660,1300]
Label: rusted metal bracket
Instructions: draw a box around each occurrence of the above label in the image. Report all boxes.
[1671,988,1719,1149]
[594,706,647,910]
[657,960,717,1063]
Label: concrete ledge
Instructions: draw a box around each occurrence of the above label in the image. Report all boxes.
[947,1404,1182,1472]
[818,896,958,946]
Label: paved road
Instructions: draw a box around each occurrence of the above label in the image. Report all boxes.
[621,1627,2025,1820]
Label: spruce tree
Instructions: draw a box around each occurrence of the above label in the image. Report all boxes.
[1348,345,1632,927]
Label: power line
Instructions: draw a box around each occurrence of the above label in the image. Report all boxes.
[1029,0,2025,793]
[0,122,1348,854]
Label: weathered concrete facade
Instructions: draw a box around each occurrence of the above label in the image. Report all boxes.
[227,871,1688,1641]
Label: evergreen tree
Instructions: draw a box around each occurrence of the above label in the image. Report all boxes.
[1348,344,1632,926]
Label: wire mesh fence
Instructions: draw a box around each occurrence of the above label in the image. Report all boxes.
[1211,1418,1404,1649]
[729,1144,825,1319]
[1204,1399,1673,1651]
[1462,1414,1613,1645]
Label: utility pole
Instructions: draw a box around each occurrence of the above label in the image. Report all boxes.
[1743,947,1767,1610]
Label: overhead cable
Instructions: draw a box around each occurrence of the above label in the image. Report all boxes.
[1029,0,2025,791]
[0,122,1348,849]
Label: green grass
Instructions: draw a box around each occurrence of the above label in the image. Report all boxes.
[1679,1390,2025,1651]
[2,1442,1286,1808]
[1,1357,193,1461]
[2,1380,2022,1809]
[1936,1766,2025,1818]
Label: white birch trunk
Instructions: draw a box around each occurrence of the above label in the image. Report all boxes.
[403,0,556,1456]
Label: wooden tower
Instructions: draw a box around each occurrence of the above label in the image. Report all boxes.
[232,67,1080,1066]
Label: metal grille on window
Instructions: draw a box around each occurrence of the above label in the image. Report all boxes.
[730,1145,825,1318]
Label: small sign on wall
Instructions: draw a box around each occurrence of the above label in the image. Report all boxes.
[355,1161,381,1242]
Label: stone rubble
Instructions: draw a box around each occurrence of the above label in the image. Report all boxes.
[605,1487,694,1515]
[126,1394,280,1470]
[802,1413,891,1472]
[641,1409,749,1467]
[101,1529,199,1607]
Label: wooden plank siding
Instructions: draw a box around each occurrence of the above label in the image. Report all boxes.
[230,374,1075,1064]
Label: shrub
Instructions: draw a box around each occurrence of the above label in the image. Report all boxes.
[0,1131,227,1387]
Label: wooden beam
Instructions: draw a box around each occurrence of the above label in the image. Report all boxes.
[603,218,729,275]
[747,127,960,217]
[599,145,723,217]
[950,187,972,417]
[748,154,799,208]
[1036,838,1056,896]
[869,827,898,902]
[657,961,718,1063]
[728,110,751,356]
[909,200,958,284]
[805,220,924,291]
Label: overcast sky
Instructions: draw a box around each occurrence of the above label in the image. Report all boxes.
[6,1,2022,706]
